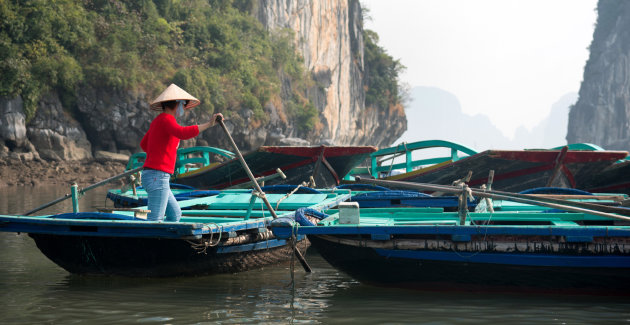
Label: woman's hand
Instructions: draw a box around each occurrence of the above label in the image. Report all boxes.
[198,112,224,132]
[211,113,224,126]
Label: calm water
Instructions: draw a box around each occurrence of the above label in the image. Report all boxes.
[2,185,630,324]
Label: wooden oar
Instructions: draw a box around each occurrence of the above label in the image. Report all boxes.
[216,117,312,272]
[227,168,287,189]
[356,177,630,222]
[23,166,144,216]
[358,176,630,217]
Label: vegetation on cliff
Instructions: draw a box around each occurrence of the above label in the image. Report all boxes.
[363,29,406,112]
[1,0,402,136]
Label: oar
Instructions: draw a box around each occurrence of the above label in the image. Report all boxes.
[358,177,630,217]
[227,168,287,189]
[23,166,144,216]
[216,117,312,272]
[356,177,630,222]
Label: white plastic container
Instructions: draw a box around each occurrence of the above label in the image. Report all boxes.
[338,202,360,224]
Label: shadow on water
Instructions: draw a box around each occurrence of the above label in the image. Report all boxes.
[2,186,630,324]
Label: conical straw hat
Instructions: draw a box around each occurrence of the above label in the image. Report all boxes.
[149,84,201,111]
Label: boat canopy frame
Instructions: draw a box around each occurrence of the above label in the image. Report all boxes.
[125,146,235,174]
[368,140,478,178]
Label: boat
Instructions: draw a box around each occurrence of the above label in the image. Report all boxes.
[271,180,630,293]
[106,183,221,208]
[349,140,628,193]
[0,189,351,277]
[107,182,475,210]
[173,145,376,189]
[108,144,374,206]
[574,151,630,195]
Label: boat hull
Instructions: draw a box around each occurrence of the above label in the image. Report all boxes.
[309,235,630,293]
[581,160,630,195]
[30,233,308,277]
[174,146,376,189]
[386,149,627,193]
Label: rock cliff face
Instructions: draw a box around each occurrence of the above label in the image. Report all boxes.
[0,0,405,161]
[257,0,406,147]
[28,93,92,161]
[567,0,630,150]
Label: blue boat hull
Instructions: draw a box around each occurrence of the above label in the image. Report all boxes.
[309,235,630,293]
[30,233,308,277]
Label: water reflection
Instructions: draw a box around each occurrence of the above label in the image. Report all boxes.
[2,186,630,324]
[3,249,355,324]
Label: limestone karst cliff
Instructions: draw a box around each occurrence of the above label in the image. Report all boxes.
[0,0,406,162]
[256,0,406,148]
[567,0,630,150]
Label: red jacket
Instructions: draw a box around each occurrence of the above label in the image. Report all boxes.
[140,113,199,174]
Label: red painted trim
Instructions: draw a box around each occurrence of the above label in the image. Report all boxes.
[260,146,377,158]
[488,150,627,164]
[397,150,625,188]
[211,157,316,189]
[466,164,554,187]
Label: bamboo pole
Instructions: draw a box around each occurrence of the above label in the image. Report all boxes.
[216,119,278,219]
[360,176,630,217]
[227,168,286,189]
[355,177,630,222]
[23,166,144,216]
[216,117,311,272]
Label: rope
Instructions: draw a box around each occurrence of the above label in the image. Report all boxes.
[187,223,223,254]
[252,191,267,200]
[249,190,270,219]
[275,182,308,210]
[452,180,475,202]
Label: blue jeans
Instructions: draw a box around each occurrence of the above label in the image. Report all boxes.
[141,169,182,222]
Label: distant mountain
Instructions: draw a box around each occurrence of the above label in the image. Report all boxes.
[512,92,576,149]
[395,86,576,151]
[396,86,512,151]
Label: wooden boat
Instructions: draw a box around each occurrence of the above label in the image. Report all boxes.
[0,190,351,277]
[108,183,473,210]
[271,181,630,293]
[575,155,630,195]
[173,145,376,189]
[352,140,628,193]
[587,160,630,194]
[108,145,374,207]
[106,184,221,208]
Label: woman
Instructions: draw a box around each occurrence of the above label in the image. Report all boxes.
[140,83,222,222]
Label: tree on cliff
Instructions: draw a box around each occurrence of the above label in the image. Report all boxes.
[1,0,403,141]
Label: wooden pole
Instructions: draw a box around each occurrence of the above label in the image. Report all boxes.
[457,185,469,225]
[216,118,278,219]
[360,176,630,217]
[485,170,495,213]
[355,177,630,222]
[216,117,311,272]
[227,168,286,189]
[23,166,144,216]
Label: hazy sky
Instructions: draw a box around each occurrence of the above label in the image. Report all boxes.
[362,0,598,138]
